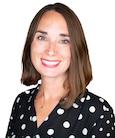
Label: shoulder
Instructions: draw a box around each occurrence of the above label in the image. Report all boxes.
[72,90,115,131]
[77,89,115,122]
[13,86,38,107]
[85,90,113,113]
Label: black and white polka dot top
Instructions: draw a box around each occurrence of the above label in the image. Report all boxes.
[6,86,115,138]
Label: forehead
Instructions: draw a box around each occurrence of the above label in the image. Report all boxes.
[37,10,69,33]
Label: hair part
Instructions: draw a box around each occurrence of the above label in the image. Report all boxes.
[21,3,92,109]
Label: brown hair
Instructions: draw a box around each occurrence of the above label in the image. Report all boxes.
[21,3,92,109]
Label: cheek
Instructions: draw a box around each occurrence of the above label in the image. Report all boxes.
[61,49,71,68]
[62,48,71,60]
[30,44,40,65]
[66,49,71,65]
[31,43,45,58]
[31,43,40,53]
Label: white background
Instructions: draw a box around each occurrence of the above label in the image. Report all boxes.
[0,0,115,137]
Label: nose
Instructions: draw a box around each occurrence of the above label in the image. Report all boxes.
[47,41,56,56]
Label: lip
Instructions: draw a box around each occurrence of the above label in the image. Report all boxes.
[41,58,61,68]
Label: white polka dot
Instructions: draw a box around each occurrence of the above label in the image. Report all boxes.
[111,114,113,118]
[35,135,40,138]
[78,114,83,120]
[80,97,85,102]
[68,135,75,138]
[25,90,30,94]
[47,129,54,135]
[21,124,26,130]
[99,98,104,103]
[32,116,37,122]
[89,106,96,113]
[10,116,13,120]
[20,114,24,120]
[16,97,20,103]
[28,96,32,103]
[25,136,31,138]
[114,122,115,126]
[11,135,16,138]
[57,108,64,115]
[99,127,103,131]
[100,115,104,119]
[111,126,114,130]
[11,132,14,135]
[106,120,110,124]
[73,103,79,108]
[93,123,96,127]
[38,79,41,84]
[28,106,31,110]
[86,95,91,100]
[103,105,109,111]
[30,116,32,121]
[82,128,88,135]
[63,121,70,128]
[92,135,95,138]
[106,133,110,137]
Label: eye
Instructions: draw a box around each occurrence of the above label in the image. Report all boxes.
[37,35,47,41]
[61,39,70,44]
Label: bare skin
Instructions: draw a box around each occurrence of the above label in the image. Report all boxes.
[31,11,71,127]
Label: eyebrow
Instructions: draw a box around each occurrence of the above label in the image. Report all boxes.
[35,30,70,37]
[35,30,47,35]
[60,33,70,37]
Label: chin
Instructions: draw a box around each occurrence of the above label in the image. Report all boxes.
[41,71,67,79]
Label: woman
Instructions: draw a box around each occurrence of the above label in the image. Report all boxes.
[6,3,115,138]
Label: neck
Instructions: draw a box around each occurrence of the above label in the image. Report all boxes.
[39,75,68,101]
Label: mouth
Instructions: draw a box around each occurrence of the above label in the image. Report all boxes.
[41,58,61,68]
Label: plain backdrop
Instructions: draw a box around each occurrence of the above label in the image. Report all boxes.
[0,0,115,137]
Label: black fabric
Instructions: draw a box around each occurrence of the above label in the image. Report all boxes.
[6,86,115,138]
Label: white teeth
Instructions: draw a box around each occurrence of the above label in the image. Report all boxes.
[42,59,60,65]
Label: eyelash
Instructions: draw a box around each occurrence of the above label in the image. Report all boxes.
[61,39,70,44]
[36,36,70,45]
[37,35,46,41]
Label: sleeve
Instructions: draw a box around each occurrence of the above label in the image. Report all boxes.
[5,93,22,138]
[89,104,115,138]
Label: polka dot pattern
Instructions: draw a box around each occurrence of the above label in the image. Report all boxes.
[63,121,70,128]
[72,103,79,108]
[6,87,115,138]
[89,106,96,113]
[99,127,103,131]
[86,95,91,100]
[78,114,83,120]
[82,128,88,135]
[35,134,40,138]
[20,114,24,120]
[99,98,104,103]
[21,124,26,130]
[68,135,75,138]
[25,136,31,138]
[57,108,64,115]
[16,97,20,103]
[47,128,54,135]
[100,115,104,119]
[80,97,85,102]
[92,135,95,138]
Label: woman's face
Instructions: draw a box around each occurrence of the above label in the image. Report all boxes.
[31,11,71,79]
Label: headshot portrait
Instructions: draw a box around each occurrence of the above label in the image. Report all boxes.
[0,0,115,137]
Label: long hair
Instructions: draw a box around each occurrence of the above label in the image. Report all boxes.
[21,3,92,109]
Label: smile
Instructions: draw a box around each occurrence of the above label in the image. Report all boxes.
[41,59,61,68]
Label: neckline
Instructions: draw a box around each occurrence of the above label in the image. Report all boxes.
[31,85,61,128]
